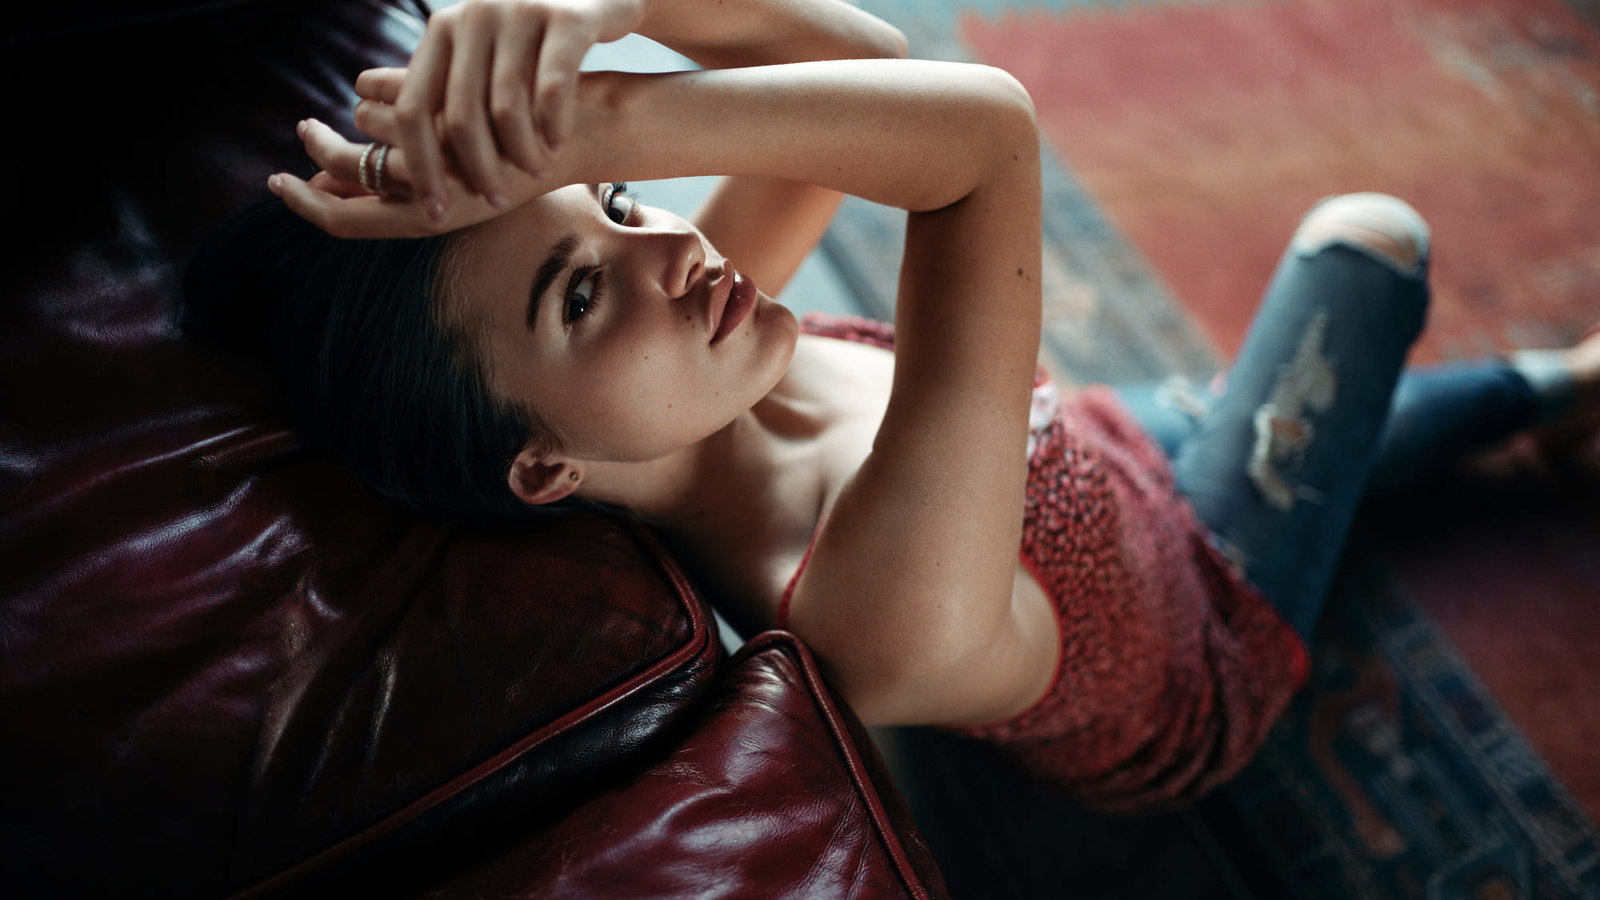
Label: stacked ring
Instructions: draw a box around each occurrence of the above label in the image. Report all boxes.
[372,144,389,196]
[358,142,378,194]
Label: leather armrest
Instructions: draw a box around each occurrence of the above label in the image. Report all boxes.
[271,632,952,900]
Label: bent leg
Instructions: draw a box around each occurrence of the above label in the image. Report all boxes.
[1364,360,1553,496]
[1171,193,1431,639]
[1123,361,1563,497]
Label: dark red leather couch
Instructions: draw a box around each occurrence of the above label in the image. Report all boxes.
[0,2,948,896]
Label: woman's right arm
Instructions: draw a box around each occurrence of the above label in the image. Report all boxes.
[590,64,1049,727]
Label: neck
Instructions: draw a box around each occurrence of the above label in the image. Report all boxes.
[576,389,832,549]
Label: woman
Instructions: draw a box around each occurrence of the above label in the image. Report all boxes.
[191,0,1600,811]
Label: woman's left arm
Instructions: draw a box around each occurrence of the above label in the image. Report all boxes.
[637,0,907,294]
[368,0,906,295]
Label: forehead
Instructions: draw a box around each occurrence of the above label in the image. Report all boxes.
[448,185,599,324]
[461,184,598,257]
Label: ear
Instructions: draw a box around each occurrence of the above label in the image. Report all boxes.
[507,445,582,506]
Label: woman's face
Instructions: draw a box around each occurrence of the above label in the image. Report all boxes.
[454,184,799,465]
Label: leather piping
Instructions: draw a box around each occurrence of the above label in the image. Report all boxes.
[739,631,935,900]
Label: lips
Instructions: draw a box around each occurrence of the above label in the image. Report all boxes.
[708,266,757,345]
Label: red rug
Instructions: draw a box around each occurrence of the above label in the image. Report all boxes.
[965,0,1600,363]
[964,0,1600,820]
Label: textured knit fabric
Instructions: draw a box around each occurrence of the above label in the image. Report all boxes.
[786,313,1309,813]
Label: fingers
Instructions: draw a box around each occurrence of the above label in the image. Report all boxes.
[531,11,596,158]
[298,118,363,183]
[489,14,546,176]
[353,99,401,146]
[343,0,633,218]
[394,23,455,222]
[355,67,405,104]
[308,170,373,200]
[443,9,512,208]
[269,166,504,241]
[270,172,431,240]
[298,118,368,187]
[298,118,414,197]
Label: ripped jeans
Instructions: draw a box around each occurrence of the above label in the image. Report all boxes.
[1116,205,1572,641]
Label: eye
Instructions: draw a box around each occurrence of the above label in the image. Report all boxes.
[603,182,636,225]
[564,267,604,326]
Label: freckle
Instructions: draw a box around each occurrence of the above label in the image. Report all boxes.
[1017,267,1024,276]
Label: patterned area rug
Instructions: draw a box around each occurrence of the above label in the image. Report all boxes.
[1222,552,1600,899]
[891,551,1600,899]
[827,0,1600,897]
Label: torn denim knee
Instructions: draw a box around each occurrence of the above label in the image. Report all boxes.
[1248,310,1337,511]
[1293,193,1432,279]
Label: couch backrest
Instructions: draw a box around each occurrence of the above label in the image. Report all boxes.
[0,3,721,896]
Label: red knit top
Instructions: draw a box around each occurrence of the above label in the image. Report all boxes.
[779,313,1309,812]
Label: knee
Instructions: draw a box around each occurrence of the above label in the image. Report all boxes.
[1292,193,1430,275]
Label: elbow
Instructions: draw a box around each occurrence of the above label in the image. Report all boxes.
[980,65,1038,142]
[941,64,1038,178]
[962,65,1039,193]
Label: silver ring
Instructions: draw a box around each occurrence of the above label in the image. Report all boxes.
[358,141,378,194]
[372,144,390,196]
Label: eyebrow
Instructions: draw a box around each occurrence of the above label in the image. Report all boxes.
[524,186,609,332]
[527,233,580,332]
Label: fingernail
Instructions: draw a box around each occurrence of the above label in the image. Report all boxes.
[425,196,447,222]
[296,120,307,138]
[489,193,510,210]
[268,174,283,195]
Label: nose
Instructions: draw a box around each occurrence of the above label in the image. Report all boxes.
[643,223,711,299]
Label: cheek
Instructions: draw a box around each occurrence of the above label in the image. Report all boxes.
[558,331,721,459]
[546,304,797,462]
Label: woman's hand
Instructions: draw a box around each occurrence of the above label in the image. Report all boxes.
[273,0,907,244]
[268,115,553,239]
[387,0,646,221]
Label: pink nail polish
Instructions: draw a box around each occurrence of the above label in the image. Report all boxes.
[268,174,283,195]
[296,120,307,138]
[425,196,447,222]
[489,194,510,210]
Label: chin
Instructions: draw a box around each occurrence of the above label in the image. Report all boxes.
[757,297,801,370]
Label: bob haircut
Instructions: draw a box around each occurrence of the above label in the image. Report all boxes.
[184,198,558,520]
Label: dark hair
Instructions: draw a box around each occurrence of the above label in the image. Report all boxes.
[184,199,557,520]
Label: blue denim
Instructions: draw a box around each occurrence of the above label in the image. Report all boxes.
[1115,239,1554,641]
